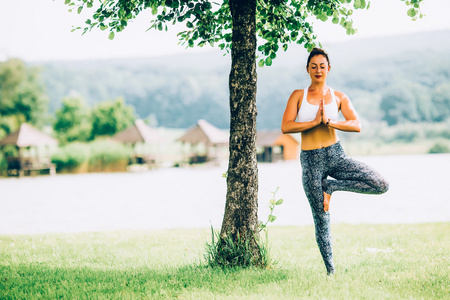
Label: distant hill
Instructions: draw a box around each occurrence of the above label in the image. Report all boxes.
[34,30,450,129]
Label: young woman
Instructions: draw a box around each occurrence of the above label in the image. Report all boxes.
[281,48,389,275]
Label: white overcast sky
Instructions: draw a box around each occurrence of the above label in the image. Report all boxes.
[0,0,449,61]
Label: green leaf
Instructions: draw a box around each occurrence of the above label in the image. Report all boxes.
[268,215,277,222]
[258,59,265,68]
[65,0,70,4]
[361,0,366,9]
[86,2,93,8]
[77,6,82,14]
[276,199,284,205]
[108,31,115,40]
[407,8,417,18]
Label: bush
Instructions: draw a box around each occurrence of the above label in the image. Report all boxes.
[428,142,450,154]
[51,143,90,172]
[88,139,132,172]
[0,152,6,175]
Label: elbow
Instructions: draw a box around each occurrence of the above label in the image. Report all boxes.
[354,120,362,132]
[281,123,289,134]
[356,122,362,132]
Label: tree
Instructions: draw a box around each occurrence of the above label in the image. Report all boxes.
[53,96,92,144]
[0,59,48,138]
[432,83,450,122]
[91,97,136,138]
[66,0,423,266]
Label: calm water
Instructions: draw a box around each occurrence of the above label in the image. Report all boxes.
[0,154,449,235]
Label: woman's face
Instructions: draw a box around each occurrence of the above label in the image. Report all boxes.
[307,54,330,83]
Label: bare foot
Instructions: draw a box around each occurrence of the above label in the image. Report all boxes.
[323,191,331,212]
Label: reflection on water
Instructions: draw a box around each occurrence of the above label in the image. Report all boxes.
[0,154,449,235]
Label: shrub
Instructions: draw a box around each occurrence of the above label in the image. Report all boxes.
[0,152,6,175]
[88,139,132,171]
[428,142,450,154]
[51,143,90,171]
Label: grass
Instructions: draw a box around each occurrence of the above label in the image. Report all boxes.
[1,223,449,299]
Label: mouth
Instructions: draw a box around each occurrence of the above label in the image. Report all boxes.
[315,75,322,79]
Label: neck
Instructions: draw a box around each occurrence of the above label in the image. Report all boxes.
[309,82,328,93]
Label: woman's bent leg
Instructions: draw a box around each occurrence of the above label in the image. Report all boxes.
[324,156,389,195]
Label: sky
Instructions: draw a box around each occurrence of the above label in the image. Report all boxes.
[0,0,449,62]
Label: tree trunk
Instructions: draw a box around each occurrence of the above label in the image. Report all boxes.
[219,0,261,264]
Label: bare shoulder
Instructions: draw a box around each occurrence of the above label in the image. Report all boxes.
[289,89,304,103]
[333,89,350,101]
[290,89,304,98]
[332,89,351,109]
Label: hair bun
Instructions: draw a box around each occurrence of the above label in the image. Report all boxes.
[307,47,330,66]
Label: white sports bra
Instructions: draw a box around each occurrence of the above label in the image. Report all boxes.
[297,87,339,122]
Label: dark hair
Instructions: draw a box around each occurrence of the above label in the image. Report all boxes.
[306,47,330,67]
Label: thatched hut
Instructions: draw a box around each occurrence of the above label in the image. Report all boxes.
[177,119,228,164]
[256,130,299,162]
[0,123,58,176]
[111,119,164,165]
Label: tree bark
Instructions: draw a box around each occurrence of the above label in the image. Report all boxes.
[219,0,260,263]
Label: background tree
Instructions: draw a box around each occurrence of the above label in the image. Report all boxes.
[66,0,423,266]
[380,81,423,125]
[432,83,450,122]
[91,97,135,138]
[0,59,48,138]
[53,96,92,144]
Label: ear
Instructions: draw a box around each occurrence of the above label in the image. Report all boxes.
[306,65,309,73]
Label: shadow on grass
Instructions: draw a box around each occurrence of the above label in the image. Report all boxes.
[1,263,289,298]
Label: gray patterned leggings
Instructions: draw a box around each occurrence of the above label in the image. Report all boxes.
[300,142,389,274]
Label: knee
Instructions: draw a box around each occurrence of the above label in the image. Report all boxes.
[377,177,389,194]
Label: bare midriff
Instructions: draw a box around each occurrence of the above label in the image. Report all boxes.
[301,124,339,150]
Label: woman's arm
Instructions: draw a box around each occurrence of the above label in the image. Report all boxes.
[281,90,322,134]
[322,93,361,132]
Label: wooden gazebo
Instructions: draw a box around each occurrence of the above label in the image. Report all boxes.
[256,130,299,162]
[177,119,228,164]
[0,123,58,176]
[111,119,164,165]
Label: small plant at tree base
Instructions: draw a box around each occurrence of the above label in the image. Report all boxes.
[259,187,284,233]
[258,187,284,267]
[204,227,262,268]
[204,186,283,269]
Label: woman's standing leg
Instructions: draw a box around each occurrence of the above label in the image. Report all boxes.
[301,150,335,275]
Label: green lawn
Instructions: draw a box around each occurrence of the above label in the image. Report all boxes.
[1,223,448,299]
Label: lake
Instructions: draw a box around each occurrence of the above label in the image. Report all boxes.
[0,154,449,235]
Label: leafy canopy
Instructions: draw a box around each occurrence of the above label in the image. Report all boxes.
[91,97,136,138]
[53,96,92,144]
[67,0,423,67]
[0,59,48,136]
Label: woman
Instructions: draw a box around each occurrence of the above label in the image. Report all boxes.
[281,48,389,275]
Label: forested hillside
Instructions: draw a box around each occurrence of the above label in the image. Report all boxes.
[35,30,450,129]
